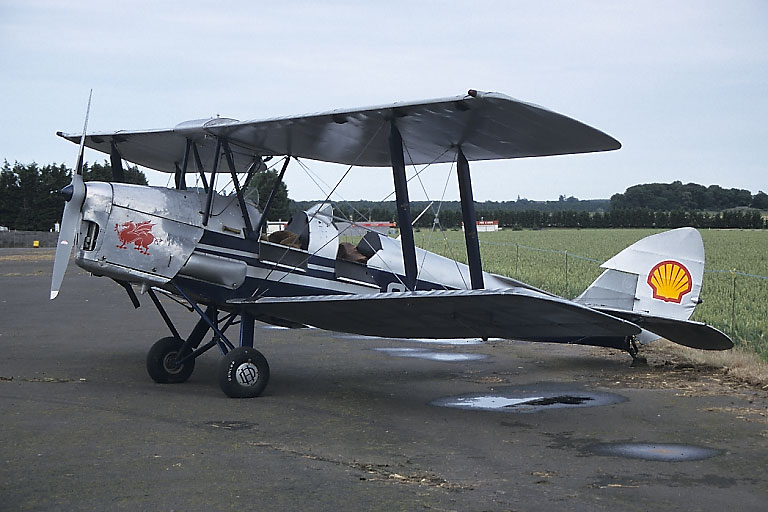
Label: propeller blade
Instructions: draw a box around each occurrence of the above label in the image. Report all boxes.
[50,90,92,300]
[50,173,85,299]
[74,90,92,175]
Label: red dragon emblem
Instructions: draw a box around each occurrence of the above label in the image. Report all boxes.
[115,220,157,255]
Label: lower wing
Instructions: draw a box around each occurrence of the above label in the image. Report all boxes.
[230,288,640,341]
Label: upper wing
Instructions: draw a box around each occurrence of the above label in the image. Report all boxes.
[58,120,260,177]
[229,288,640,340]
[58,90,620,173]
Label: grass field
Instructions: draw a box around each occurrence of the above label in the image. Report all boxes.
[411,228,768,359]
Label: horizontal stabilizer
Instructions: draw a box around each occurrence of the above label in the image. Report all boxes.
[597,308,733,350]
[230,288,640,341]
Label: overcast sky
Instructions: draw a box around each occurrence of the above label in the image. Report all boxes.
[1,0,766,202]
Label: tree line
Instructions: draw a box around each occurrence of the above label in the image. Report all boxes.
[297,180,768,230]
[0,161,292,231]
[325,203,765,230]
[611,181,768,211]
[1,161,147,231]
[1,161,765,231]
[293,196,611,217]
[462,208,765,229]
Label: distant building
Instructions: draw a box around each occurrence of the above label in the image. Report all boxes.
[265,221,288,235]
[461,220,499,232]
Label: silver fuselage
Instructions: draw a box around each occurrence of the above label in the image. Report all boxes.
[74,182,526,313]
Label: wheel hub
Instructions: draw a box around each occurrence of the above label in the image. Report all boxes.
[162,352,182,374]
[235,362,259,387]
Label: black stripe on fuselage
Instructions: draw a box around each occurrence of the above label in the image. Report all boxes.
[193,229,450,298]
[198,230,338,277]
[199,230,259,253]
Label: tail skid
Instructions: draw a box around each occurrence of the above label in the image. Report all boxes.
[576,228,732,350]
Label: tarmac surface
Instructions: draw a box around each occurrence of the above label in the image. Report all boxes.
[2,248,768,511]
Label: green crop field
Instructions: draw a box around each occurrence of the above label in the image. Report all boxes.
[411,228,768,358]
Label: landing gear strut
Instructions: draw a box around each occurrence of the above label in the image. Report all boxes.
[626,335,648,367]
[145,286,270,398]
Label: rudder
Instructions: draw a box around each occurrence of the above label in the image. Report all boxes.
[575,227,704,321]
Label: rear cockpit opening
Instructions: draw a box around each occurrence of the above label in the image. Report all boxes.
[336,242,368,264]
[256,205,385,287]
[259,208,384,263]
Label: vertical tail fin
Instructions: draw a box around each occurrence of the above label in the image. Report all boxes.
[576,228,704,321]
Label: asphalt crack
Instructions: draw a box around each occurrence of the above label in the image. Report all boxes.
[1,376,84,383]
[245,440,469,490]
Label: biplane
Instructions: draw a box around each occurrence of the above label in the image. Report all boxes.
[52,90,732,398]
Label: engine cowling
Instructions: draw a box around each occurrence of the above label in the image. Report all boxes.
[75,183,205,286]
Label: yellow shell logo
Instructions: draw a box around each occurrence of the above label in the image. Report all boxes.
[647,260,692,303]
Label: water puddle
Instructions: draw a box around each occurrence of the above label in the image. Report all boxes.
[337,334,484,345]
[590,443,721,461]
[205,420,257,431]
[408,338,488,346]
[433,387,625,412]
[374,347,488,362]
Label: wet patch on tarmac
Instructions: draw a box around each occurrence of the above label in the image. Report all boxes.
[338,334,484,345]
[374,347,489,362]
[432,386,626,413]
[205,420,258,431]
[588,472,748,489]
[405,338,487,345]
[590,442,721,461]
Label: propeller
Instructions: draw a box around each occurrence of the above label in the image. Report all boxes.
[50,90,92,300]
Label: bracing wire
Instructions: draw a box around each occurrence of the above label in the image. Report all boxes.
[400,143,468,290]
[252,120,409,295]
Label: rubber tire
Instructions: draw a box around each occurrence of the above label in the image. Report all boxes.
[218,347,270,398]
[146,337,195,384]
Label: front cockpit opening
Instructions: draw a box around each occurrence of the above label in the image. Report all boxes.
[244,186,259,209]
[82,221,99,251]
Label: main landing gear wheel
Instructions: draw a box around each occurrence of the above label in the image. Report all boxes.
[146,337,195,384]
[219,347,270,398]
